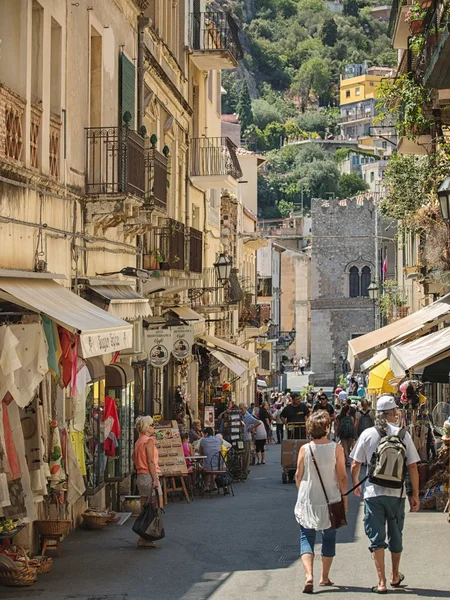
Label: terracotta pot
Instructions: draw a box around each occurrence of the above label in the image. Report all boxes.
[409,19,424,35]
[397,306,409,319]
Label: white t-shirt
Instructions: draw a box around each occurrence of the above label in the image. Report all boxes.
[350,423,420,499]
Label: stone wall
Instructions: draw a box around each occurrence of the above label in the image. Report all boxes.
[310,197,376,385]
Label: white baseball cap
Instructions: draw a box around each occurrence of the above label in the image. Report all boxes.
[376,395,397,411]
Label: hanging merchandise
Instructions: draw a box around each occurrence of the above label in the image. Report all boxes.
[48,420,67,490]
[144,329,173,367]
[104,396,120,457]
[172,326,194,360]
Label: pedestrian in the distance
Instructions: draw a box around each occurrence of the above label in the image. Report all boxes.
[253,419,267,464]
[273,402,285,444]
[335,404,354,466]
[357,399,374,438]
[299,356,306,375]
[294,411,348,594]
[350,395,420,594]
[259,400,273,442]
[293,355,299,374]
[313,393,335,423]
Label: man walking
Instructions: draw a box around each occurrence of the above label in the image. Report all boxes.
[239,403,262,478]
[299,356,306,375]
[281,393,309,439]
[350,395,420,594]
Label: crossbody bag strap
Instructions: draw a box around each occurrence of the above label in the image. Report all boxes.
[309,444,330,504]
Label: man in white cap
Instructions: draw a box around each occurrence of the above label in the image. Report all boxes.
[350,395,420,594]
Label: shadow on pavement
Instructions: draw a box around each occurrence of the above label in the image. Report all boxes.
[315,586,450,598]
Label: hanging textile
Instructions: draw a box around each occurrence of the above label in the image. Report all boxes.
[0,324,48,408]
[104,396,120,457]
[58,326,74,388]
[48,420,67,490]
[20,396,41,472]
[73,362,92,433]
[69,430,87,476]
[42,315,62,378]
[2,396,21,480]
[0,401,11,509]
[3,401,36,522]
[66,434,86,505]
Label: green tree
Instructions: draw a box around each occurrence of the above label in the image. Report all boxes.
[321,18,338,47]
[343,0,359,17]
[277,199,295,217]
[291,57,331,112]
[264,121,286,150]
[237,81,253,132]
[337,173,369,199]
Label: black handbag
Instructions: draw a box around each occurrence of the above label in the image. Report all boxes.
[309,445,347,530]
[132,498,166,541]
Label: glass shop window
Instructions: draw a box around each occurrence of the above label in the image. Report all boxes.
[84,379,105,492]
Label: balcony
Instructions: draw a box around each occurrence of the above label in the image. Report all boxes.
[257,277,273,301]
[390,0,414,50]
[85,126,146,198]
[188,267,226,311]
[190,137,242,190]
[160,218,186,271]
[339,109,375,124]
[189,227,203,273]
[425,22,450,89]
[189,11,243,70]
[145,147,168,212]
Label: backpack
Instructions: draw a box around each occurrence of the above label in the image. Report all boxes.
[368,427,407,489]
[358,410,373,436]
[339,416,354,439]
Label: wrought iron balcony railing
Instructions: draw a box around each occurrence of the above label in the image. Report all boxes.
[189,227,203,273]
[159,218,185,270]
[189,11,243,61]
[190,137,242,180]
[145,147,168,211]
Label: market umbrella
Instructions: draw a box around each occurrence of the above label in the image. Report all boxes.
[367,359,397,395]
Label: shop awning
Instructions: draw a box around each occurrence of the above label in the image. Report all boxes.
[197,334,259,370]
[210,350,248,377]
[388,327,450,377]
[88,284,152,321]
[360,349,388,373]
[257,378,268,388]
[167,306,206,337]
[347,293,450,369]
[0,277,132,358]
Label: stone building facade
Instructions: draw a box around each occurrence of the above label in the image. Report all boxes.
[310,197,378,385]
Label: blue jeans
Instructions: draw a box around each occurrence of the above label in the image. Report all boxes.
[300,526,337,557]
[364,497,406,554]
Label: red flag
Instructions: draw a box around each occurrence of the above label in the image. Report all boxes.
[382,256,388,280]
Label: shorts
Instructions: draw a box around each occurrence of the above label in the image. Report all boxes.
[255,439,266,452]
[364,496,406,554]
[136,473,154,498]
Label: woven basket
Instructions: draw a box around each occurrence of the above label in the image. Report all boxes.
[0,546,37,587]
[81,513,110,529]
[35,519,71,536]
[35,557,53,575]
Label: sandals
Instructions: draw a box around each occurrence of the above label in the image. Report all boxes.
[371,586,387,594]
[391,573,405,588]
[302,581,314,594]
[137,540,156,548]
[319,580,334,587]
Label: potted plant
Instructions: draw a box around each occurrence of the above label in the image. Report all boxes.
[379,281,409,321]
[405,2,426,34]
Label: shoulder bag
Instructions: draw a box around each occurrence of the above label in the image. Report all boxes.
[309,444,347,530]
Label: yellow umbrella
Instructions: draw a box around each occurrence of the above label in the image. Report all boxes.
[368,359,397,395]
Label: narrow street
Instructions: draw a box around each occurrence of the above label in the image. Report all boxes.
[7,447,449,600]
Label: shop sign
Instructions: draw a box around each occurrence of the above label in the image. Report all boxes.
[144,329,172,368]
[80,328,133,358]
[172,326,194,360]
[204,406,215,428]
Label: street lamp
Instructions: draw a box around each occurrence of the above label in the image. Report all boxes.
[438,176,450,222]
[368,280,379,329]
[214,253,232,285]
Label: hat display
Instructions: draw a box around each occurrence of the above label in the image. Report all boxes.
[376,395,398,412]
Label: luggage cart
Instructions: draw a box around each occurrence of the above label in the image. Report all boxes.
[281,423,308,484]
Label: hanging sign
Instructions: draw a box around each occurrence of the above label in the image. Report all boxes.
[172,326,194,360]
[144,329,173,367]
[204,406,215,428]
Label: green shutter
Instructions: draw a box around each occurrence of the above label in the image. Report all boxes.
[120,53,135,128]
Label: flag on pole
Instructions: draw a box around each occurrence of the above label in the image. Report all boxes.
[382,255,388,280]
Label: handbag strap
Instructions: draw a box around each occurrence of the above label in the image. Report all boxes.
[309,444,330,504]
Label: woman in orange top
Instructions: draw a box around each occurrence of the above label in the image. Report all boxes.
[133,415,161,548]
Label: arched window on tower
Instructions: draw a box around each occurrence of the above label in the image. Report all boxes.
[361,266,371,297]
[349,266,360,298]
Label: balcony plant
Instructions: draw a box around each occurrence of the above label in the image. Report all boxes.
[404,2,427,34]
[379,280,408,319]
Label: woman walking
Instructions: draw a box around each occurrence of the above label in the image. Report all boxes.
[294,411,348,593]
[259,401,273,443]
[133,415,162,548]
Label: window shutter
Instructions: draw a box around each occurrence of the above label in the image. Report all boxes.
[120,53,135,128]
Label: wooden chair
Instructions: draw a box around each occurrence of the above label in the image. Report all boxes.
[201,452,235,497]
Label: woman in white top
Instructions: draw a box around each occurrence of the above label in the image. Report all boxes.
[295,410,348,594]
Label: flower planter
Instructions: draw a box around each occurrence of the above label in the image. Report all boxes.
[409,19,424,34]
[420,0,432,8]
[397,306,410,319]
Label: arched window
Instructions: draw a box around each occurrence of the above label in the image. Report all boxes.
[349,266,360,297]
[361,266,371,297]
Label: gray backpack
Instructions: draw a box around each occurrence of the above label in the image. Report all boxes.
[368,427,407,489]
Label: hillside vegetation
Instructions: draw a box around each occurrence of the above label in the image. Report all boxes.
[221,0,395,217]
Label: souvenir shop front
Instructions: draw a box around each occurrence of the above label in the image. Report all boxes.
[349,296,450,517]
[0,272,134,547]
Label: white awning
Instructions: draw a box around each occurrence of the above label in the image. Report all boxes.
[388,327,450,377]
[88,284,152,321]
[168,306,206,337]
[257,379,268,388]
[211,350,248,377]
[360,349,388,373]
[0,277,132,358]
[348,294,450,369]
[197,333,259,370]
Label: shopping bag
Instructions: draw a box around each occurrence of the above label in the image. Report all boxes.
[132,501,165,541]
